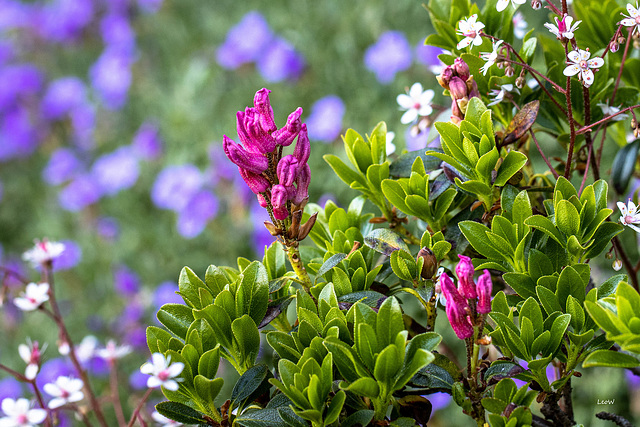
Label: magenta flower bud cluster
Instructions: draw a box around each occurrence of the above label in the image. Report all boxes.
[436,58,480,124]
[439,255,493,340]
[223,88,311,221]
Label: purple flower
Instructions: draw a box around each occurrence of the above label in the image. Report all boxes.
[416,43,446,74]
[440,273,474,339]
[208,144,236,181]
[404,126,431,152]
[37,0,94,43]
[124,326,147,350]
[101,13,136,55]
[0,378,23,402]
[257,37,305,83]
[0,64,43,112]
[0,106,40,161]
[91,146,140,195]
[428,392,451,413]
[137,0,163,13]
[132,122,162,160]
[58,174,103,211]
[216,11,273,69]
[35,358,74,390]
[41,77,87,120]
[70,104,96,148]
[250,199,275,254]
[96,216,120,241]
[176,190,219,238]
[305,95,345,143]
[151,164,203,211]
[42,148,82,186]
[90,48,133,110]
[52,240,82,271]
[0,1,32,31]
[0,40,15,67]
[114,265,140,296]
[153,281,183,310]
[364,31,412,84]
[121,301,145,323]
[129,370,149,390]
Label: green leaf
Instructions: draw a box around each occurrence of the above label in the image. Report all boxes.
[503,273,536,299]
[341,410,375,427]
[324,154,367,188]
[464,97,488,126]
[494,151,527,187]
[374,344,402,384]
[525,216,565,245]
[583,350,640,368]
[545,314,571,356]
[520,297,543,335]
[235,262,269,325]
[476,147,500,181]
[342,377,380,398]
[512,190,532,239]
[325,390,346,425]
[536,286,563,316]
[566,295,585,332]
[198,347,220,379]
[364,228,410,256]
[555,200,580,236]
[611,139,640,194]
[147,326,175,354]
[459,220,510,262]
[157,304,195,340]
[231,364,272,408]
[231,315,261,370]
[155,401,206,425]
[584,222,623,259]
[520,37,537,63]
[315,253,347,281]
[194,375,224,404]
[178,267,206,309]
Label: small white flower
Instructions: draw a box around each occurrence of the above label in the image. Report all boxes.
[513,12,528,39]
[385,131,396,156]
[544,14,581,40]
[487,84,520,106]
[613,259,623,271]
[140,353,184,391]
[620,2,640,36]
[74,336,98,364]
[0,398,47,427]
[480,39,503,75]
[43,376,84,409]
[95,340,131,362]
[496,0,526,12]
[618,199,640,232]
[13,283,49,312]
[456,15,485,49]
[563,49,604,88]
[597,103,629,122]
[151,411,183,426]
[18,340,45,381]
[22,239,65,267]
[396,83,434,124]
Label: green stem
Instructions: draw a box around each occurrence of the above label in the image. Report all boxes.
[286,245,312,292]
[392,223,421,245]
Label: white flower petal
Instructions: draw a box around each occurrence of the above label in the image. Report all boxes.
[1,399,17,416]
[472,35,484,46]
[567,50,581,63]
[27,409,47,424]
[147,376,162,388]
[396,94,414,109]
[151,353,167,370]
[565,15,574,27]
[627,223,640,233]
[401,109,418,124]
[418,104,433,117]
[621,18,637,26]
[581,68,595,87]
[618,201,628,216]
[43,383,61,397]
[496,0,509,12]
[409,83,423,99]
[588,57,604,68]
[514,0,526,4]
[419,89,435,105]
[579,49,590,61]
[629,201,637,214]
[628,3,639,18]
[48,398,66,410]
[13,298,37,311]
[163,380,179,391]
[25,364,39,380]
[18,344,31,363]
[563,65,580,76]
[167,362,185,377]
[67,391,84,404]
[140,362,154,375]
[563,31,574,39]
[457,37,473,50]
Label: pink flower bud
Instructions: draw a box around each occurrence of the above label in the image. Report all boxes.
[239,168,270,194]
[449,76,468,99]
[446,300,474,339]
[223,135,269,174]
[271,185,289,220]
[440,273,465,307]
[293,124,310,164]
[244,107,276,153]
[273,107,303,146]
[277,155,300,187]
[257,194,268,207]
[437,66,454,88]
[253,88,277,133]
[476,269,493,314]
[293,163,311,205]
[456,254,477,299]
[454,58,470,81]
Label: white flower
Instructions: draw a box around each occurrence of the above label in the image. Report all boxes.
[496,0,526,12]
[480,39,503,75]
[74,336,98,364]
[544,14,581,40]
[487,84,520,106]
[18,340,45,381]
[620,2,640,36]
[43,376,84,409]
[13,283,49,312]
[396,83,434,124]
[385,131,396,156]
[95,340,131,362]
[151,411,183,426]
[0,398,47,427]
[613,259,623,271]
[140,353,184,391]
[22,239,65,267]
[456,15,485,49]
[618,199,640,232]
[597,103,629,122]
[513,12,528,39]
[563,49,604,88]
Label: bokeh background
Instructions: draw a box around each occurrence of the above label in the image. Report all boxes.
[0,0,638,425]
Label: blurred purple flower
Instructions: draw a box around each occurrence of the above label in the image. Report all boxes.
[305,95,345,143]
[364,31,412,84]
[257,37,305,83]
[58,174,103,211]
[153,281,183,310]
[0,64,43,112]
[250,198,274,254]
[404,125,433,152]
[41,77,87,120]
[90,48,133,110]
[52,239,82,271]
[208,144,236,181]
[87,357,109,377]
[0,0,32,30]
[91,146,140,195]
[96,216,120,241]
[416,43,446,74]
[316,193,335,209]
[42,148,82,186]
[121,301,145,324]
[0,378,22,402]
[151,164,203,211]
[70,104,96,148]
[428,392,451,413]
[114,265,140,296]
[132,122,162,160]
[124,326,147,350]
[35,358,74,390]
[129,370,148,390]
[137,0,163,13]
[0,106,40,161]
[0,40,15,66]
[627,370,640,389]
[176,190,219,238]
[2,258,26,288]
[101,13,136,55]
[37,0,94,43]
[216,11,273,69]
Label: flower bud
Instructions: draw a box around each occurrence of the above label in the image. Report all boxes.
[631,117,638,129]
[613,259,623,271]
[271,185,289,220]
[456,255,477,299]
[476,269,493,314]
[293,124,310,164]
[273,107,303,146]
[417,247,438,279]
[277,155,300,187]
[257,194,268,207]
[223,135,269,174]
[515,76,526,89]
[293,163,311,205]
[618,36,626,45]
[253,88,277,133]
[505,65,515,77]
[239,168,270,194]
[446,299,474,339]
[244,107,277,153]
[610,41,620,53]
[449,76,468,99]
[437,66,454,88]
[454,58,470,81]
[531,0,541,10]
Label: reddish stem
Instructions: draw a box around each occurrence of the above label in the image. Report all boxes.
[127,388,153,427]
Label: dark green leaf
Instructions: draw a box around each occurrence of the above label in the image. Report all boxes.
[155,401,205,425]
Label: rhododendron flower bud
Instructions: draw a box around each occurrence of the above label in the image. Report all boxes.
[293,163,311,205]
[446,299,474,339]
[437,66,454,88]
[223,135,269,174]
[453,58,470,81]
[271,185,289,220]
[257,194,268,208]
[253,88,277,133]
[417,247,437,279]
[293,124,310,164]
[277,155,300,187]
[243,108,276,153]
[440,273,465,306]
[476,269,493,313]
[456,254,477,299]
[273,107,303,146]
[449,76,468,99]
[239,168,270,194]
